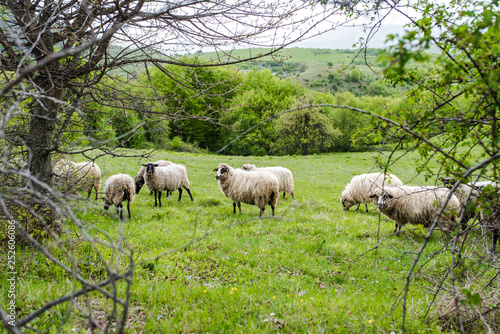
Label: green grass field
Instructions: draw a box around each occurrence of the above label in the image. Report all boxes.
[8,149,498,333]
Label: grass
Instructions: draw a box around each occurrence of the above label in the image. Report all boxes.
[4,149,499,333]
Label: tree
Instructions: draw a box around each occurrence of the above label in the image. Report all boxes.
[272,95,341,155]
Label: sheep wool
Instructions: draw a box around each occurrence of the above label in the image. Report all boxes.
[143,162,193,207]
[103,173,135,220]
[54,160,101,199]
[369,186,461,233]
[215,163,279,217]
[341,172,403,212]
[242,164,295,199]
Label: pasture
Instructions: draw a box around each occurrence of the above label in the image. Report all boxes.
[12,149,498,333]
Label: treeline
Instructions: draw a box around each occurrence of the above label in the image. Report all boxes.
[82,57,409,156]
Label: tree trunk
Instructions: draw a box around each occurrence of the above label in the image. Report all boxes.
[26,87,65,191]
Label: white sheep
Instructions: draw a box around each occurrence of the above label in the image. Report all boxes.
[54,160,101,199]
[241,164,295,199]
[341,172,403,212]
[134,160,173,194]
[214,163,279,217]
[143,162,193,207]
[368,186,461,234]
[438,177,480,229]
[103,173,135,220]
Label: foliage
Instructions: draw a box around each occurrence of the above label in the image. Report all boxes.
[138,60,242,150]
[376,0,500,181]
[272,95,341,155]
[218,70,302,156]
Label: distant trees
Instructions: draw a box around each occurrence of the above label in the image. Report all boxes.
[272,96,341,155]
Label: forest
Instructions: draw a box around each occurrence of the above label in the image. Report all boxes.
[83,48,412,156]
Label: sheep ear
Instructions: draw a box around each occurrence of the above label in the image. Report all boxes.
[154,164,159,167]
[142,164,146,167]
[383,194,394,199]
[213,168,219,172]
[368,194,377,199]
[438,177,443,181]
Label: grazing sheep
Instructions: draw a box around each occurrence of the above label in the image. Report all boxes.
[369,186,461,234]
[241,164,295,199]
[341,172,403,212]
[439,177,480,229]
[143,162,193,207]
[135,160,173,194]
[103,174,135,220]
[214,163,279,217]
[54,160,101,199]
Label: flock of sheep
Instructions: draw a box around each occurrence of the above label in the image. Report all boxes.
[341,172,500,252]
[53,158,499,252]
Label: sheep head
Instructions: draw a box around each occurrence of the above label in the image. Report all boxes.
[143,163,159,176]
[369,191,394,210]
[241,164,256,171]
[214,163,231,180]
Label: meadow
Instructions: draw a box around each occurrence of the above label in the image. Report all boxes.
[10,148,498,333]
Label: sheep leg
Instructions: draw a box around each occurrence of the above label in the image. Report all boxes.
[150,191,153,195]
[178,188,183,201]
[493,230,499,253]
[355,204,360,211]
[87,188,91,198]
[185,188,194,201]
[154,190,158,207]
[365,204,368,213]
[393,223,401,234]
[158,191,162,207]
[271,204,275,216]
[283,192,286,199]
[95,187,99,200]
[233,202,237,214]
[259,207,265,218]
[238,202,241,214]
[116,204,123,220]
[127,200,131,219]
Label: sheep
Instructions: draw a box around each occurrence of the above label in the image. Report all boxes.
[368,186,461,234]
[54,160,101,199]
[214,163,279,217]
[341,172,403,212]
[241,164,295,199]
[135,160,173,194]
[438,177,497,190]
[102,174,135,220]
[143,162,193,207]
[438,177,480,229]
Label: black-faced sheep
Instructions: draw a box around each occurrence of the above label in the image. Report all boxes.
[341,172,403,212]
[369,186,461,234]
[214,163,279,217]
[103,173,135,220]
[143,162,193,207]
[241,164,295,199]
[135,160,173,194]
[54,160,101,199]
